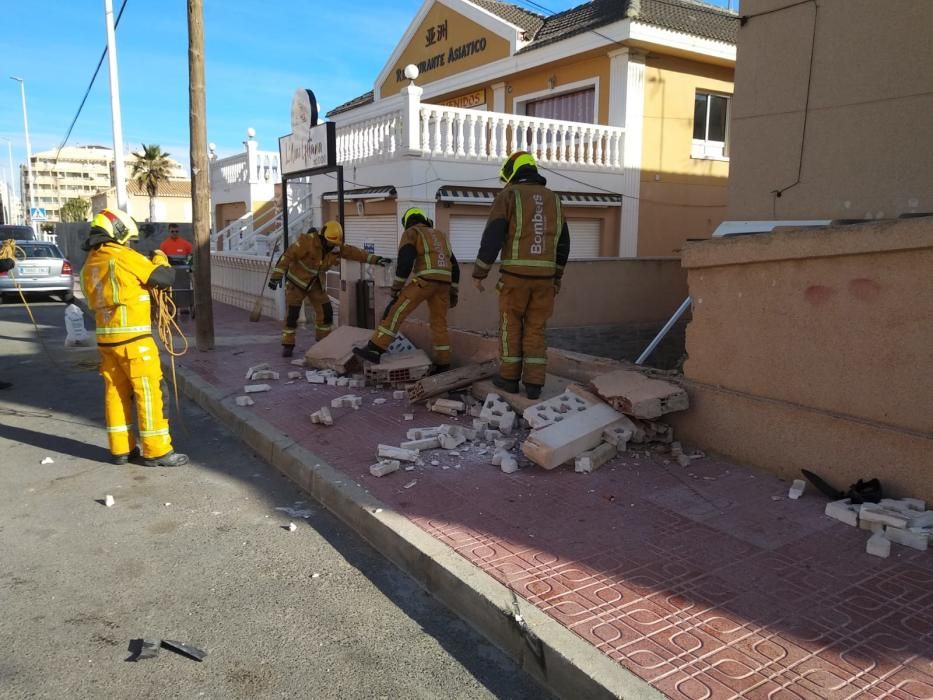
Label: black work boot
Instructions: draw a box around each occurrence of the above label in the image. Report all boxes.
[113,447,141,465]
[281,345,294,358]
[492,374,519,394]
[524,384,543,400]
[431,364,451,376]
[352,342,383,364]
[142,451,189,468]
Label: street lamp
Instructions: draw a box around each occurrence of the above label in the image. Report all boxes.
[1,138,18,224]
[10,76,38,236]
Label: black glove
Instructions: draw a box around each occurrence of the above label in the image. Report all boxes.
[268,278,282,290]
[376,257,393,267]
[449,290,459,309]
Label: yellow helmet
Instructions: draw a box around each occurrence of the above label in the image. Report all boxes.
[321,220,343,246]
[499,151,537,184]
[90,208,139,244]
[401,207,429,229]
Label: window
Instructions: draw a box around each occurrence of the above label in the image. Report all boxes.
[692,91,729,159]
[525,87,596,124]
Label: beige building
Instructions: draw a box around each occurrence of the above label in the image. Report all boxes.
[22,145,186,223]
[91,180,193,224]
[322,0,738,257]
[728,0,933,220]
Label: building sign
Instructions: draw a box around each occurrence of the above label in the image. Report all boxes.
[379,4,511,98]
[279,121,336,176]
[290,88,319,138]
[440,90,486,109]
[394,36,488,83]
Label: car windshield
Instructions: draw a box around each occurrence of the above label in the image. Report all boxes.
[19,244,62,259]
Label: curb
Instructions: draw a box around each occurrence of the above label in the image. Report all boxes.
[173,363,663,700]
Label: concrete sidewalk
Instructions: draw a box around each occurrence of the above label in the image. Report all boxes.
[175,303,933,700]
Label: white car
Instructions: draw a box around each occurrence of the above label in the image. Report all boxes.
[0,240,74,301]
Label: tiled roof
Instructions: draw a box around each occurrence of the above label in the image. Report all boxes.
[468,0,545,37]
[521,0,738,52]
[327,90,375,118]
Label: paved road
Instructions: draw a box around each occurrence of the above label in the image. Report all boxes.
[0,300,549,700]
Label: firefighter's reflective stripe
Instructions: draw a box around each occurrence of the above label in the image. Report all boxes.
[511,193,523,261]
[96,325,151,336]
[475,259,491,271]
[416,268,451,279]
[502,259,557,270]
[525,357,547,365]
[139,427,171,437]
[500,312,510,359]
[141,376,154,431]
[106,424,132,433]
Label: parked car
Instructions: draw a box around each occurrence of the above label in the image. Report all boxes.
[0,241,74,301]
[0,224,37,241]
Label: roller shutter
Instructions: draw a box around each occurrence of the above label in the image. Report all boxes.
[448,215,487,261]
[567,219,601,259]
[342,215,399,257]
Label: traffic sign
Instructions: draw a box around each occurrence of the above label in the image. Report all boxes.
[30,207,47,221]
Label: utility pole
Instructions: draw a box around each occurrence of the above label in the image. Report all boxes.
[2,139,17,224]
[188,0,214,350]
[103,0,128,212]
[10,77,37,234]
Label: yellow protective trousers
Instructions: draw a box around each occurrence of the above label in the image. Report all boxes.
[283,281,333,345]
[497,276,556,386]
[372,279,451,366]
[98,336,173,459]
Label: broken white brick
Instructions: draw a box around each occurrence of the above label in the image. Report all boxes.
[880,498,926,513]
[825,499,859,527]
[326,377,339,386]
[602,424,634,448]
[310,407,334,426]
[287,522,297,532]
[40,457,55,465]
[866,533,891,558]
[497,411,516,435]
[393,390,407,400]
[885,526,928,552]
[245,362,271,379]
[575,442,618,474]
[860,504,910,529]
[491,449,509,466]
[434,398,465,412]
[484,429,503,442]
[403,413,414,421]
[401,437,441,451]
[377,445,420,462]
[500,456,519,474]
[369,460,400,477]
[331,394,362,409]
[235,395,255,407]
[335,377,349,387]
[902,498,926,511]
[523,391,595,429]
[430,460,440,466]
[473,419,489,432]
[406,427,442,441]
[370,397,386,406]
[290,359,305,366]
[676,453,693,468]
[306,372,326,384]
[908,511,933,528]
[348,379,364,389]
[288,371,303,380]
[494,438,515,450]
[244,383,271,393]
[104,494,115,507]
[859,519,884,533]
[429,403,460,417]
[438,432,466,450]
[788,479,806,500]
[251,370,280,380]
[403,480,417,489]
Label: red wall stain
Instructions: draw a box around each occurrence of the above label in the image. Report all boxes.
[804,285,836,306]
[849,278,881,302]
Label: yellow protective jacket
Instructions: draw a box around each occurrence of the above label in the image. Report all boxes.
[392,223,460,293]
[474,173,571,280]
[80,243,171,345]
[271,232,380,291]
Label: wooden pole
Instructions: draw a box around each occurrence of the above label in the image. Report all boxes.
[187,0,214,350]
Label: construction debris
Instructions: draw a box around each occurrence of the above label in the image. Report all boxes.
[788,479,806,500]
[393,390,406,400]
[287,522,297,532]
[438,432,466,450]
[885,526,928,551]
[373,398,387,405]
[305,326,374,373]
[104,494,115,507]
[160,640,207,663]
[288,371,303,380]
[40,457,55,465]
[365,350,432,387]
[406,360,498,403]
[251,370,280,381]
[523,390,595,429]
[403,413,414,421]
[866,533,891,558]
[407,427,442,440]
[825,499,859,526]
[331,395,362,410]
[306,371,326,384]
[369,460,401,477]
[245,362,271,380]
[310,407,334,426]
[401,437,441,451]
[434,398,465,413]
[429,401,460,417]
[336,377,349,387]
[377,444,419,462]
[480,393,516,434]
[500,455,519,474]
[403,480,418,489]
[244,383,271,393]
[823,494,933,557]
[235,396,255,407]
[574,442,617,473]
[522,403,626,470]
[590,369,689,419]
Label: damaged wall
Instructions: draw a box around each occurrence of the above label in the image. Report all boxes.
[671,217,933,501]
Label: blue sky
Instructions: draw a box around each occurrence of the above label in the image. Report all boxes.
[0,0,733,180]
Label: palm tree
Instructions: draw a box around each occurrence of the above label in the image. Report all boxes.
[129,144,173,222]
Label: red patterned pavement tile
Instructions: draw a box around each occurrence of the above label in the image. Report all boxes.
[651,667,739,700]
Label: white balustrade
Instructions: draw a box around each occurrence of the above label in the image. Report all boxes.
[335,110,403,165]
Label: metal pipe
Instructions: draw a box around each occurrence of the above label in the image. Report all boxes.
[102,0,128,212]
[635,296,692,366]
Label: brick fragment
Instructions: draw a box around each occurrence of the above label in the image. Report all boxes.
[244,383,271,393]
[574,442,617,473]
[788,479,806,500]
[885,526,928,551]
[235,395,255,407]
[825,499,859,527]
[860,504,910,529]
[369,460,400,477]
[401,437,441,451]
[377,444,419,462]
[866,533,890,558]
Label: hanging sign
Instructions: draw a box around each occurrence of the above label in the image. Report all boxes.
[280,87,335,175]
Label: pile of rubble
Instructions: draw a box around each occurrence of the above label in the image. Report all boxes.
[825,496,932,557]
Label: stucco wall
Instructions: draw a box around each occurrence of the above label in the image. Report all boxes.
[90,191,192,224]
[728,0,933,220]
[639,54,731,256]
[671,217,933,500]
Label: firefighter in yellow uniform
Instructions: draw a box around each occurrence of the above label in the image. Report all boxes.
[353,208,459,371]
[473,152,570,400]
[80,208,188,467]
[269,220,391,357]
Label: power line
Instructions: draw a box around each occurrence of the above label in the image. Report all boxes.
[54,0,129,163]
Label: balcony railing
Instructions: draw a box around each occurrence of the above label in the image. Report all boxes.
[333,85,624,171]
